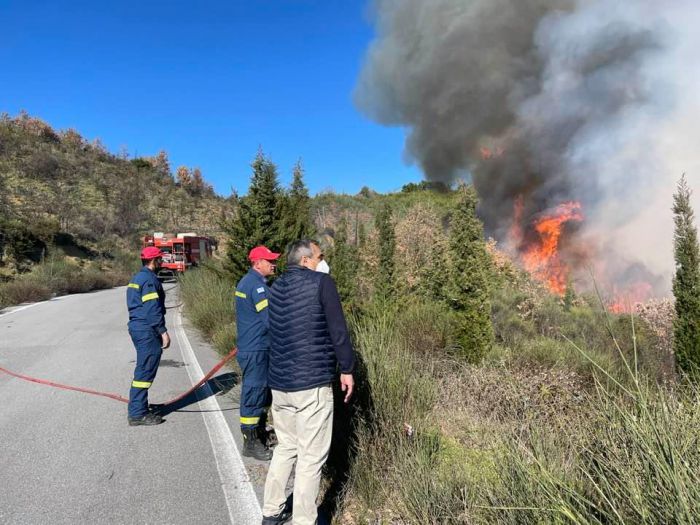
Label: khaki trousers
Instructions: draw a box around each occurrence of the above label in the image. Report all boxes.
[262,384,334,525]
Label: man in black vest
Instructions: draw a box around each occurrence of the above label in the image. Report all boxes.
[261,239,355,525]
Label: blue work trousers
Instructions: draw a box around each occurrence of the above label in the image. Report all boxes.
[128,329,163,419]
[236,351,271,430]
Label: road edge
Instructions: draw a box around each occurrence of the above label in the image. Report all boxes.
[173,307,262,524]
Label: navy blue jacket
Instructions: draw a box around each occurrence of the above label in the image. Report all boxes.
[127,267,167,334]
[235,268,270,353]
[268,266,355,392]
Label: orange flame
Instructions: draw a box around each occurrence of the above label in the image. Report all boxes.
[608,282,653,313]
[520,201,583,295]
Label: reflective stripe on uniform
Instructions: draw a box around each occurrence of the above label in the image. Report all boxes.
[142,292,159,302]
[255,299,269,312]
[235,291,247,298]
[132,380,152,388]
[240,416,260,425]
[128,283,140,289]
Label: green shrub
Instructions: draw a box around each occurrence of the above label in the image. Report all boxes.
[393,299,459,355]
[0,255,129,308]
[0,279,52,305]
[26,257,82,294]
[491,285,537,347]
[77,267,115,292]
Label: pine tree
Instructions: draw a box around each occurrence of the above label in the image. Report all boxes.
[672,175,700,376]
[374,202,395,300]
[447,183,494,362]
[222,150,283,281]
[279,160,314,243]
[330,217,359,304]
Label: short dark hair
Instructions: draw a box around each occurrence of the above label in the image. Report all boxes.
[286,239,318,265]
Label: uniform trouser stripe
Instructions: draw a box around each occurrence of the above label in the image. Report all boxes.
[237,351,271,430]
[128,329,163,419]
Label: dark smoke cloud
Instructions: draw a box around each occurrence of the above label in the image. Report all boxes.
[355,0,697,292]
[356,0,670,233]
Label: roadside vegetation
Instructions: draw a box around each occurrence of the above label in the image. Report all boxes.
[178,151,699,523]
[178,262,237,356]
[0,246,139,309]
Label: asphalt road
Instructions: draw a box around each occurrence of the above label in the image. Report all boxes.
[0,285,266,525]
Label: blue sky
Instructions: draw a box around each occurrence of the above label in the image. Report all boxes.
[0,0,421,196]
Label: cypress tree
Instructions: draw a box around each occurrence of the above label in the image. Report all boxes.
[447,183,494,362]
[374,202,396,300]
[330,217,359,305]
[357,221,367,248]
[672,175,700,376]
[222,149,283,281]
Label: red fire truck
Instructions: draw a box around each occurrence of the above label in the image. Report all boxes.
[142,232,213,278]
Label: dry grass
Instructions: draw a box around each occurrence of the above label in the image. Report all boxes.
[178,264,237,356]
[0,253,133,309]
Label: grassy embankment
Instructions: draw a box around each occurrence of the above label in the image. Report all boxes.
[0,248,140,309]
[178,259,697,524]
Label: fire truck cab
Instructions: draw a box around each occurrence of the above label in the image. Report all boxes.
[143,232,213,279]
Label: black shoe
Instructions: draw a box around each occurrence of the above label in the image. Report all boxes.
[261,508,292,524]
[128,413,164,426]
[148,403,164,416]
[242,428,272,461]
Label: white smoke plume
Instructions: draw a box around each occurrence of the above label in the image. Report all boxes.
[356,0,700,295]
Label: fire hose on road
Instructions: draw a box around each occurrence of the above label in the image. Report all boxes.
[0,346,238,407]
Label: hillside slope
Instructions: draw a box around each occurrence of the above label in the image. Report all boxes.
[0,112,231,273]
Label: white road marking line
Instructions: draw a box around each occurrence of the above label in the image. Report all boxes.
[174,308,262,524]
[0,289,102,317]
[0,301,44,316]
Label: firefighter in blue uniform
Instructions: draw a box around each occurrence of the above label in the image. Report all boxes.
[126,246,170,426]
[235,245,280,460]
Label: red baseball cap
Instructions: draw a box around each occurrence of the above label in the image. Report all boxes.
[141,246,164,260]
[248,245,280,262]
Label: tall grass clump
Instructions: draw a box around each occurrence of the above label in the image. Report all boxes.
[178,265,236,355]
[486,335,700,524]
[342,301,487,523]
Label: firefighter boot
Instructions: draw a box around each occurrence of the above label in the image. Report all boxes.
[242,428,273,460]
[128,413,164,426]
